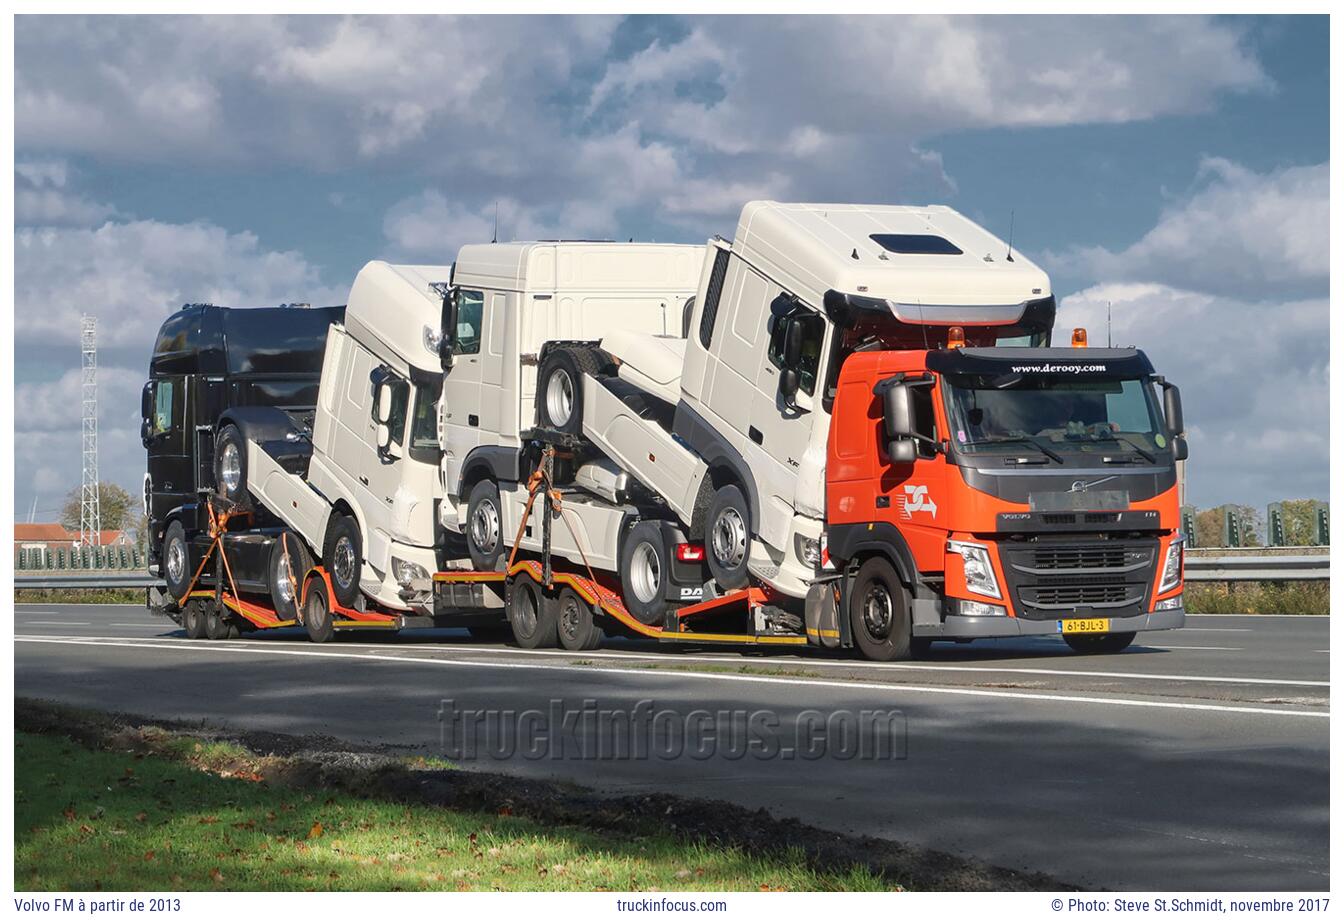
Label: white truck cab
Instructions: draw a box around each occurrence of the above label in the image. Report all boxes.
[243,261,450,613]
[437,242,705,547]
[588,202,1056,598]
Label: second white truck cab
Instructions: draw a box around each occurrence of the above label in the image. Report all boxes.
[437,242,706,563]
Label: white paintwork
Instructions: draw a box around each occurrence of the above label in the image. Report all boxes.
[246,262,447,613]
[439,242,705,528]
[603,331,686,405]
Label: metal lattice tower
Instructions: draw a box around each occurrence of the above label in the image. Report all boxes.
[79,314,102,547]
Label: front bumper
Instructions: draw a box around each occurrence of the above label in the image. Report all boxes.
[928,607,1185,639]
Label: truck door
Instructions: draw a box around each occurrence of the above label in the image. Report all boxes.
[439,288,487,496]
[745,295,827,548]
[361,370,412,571]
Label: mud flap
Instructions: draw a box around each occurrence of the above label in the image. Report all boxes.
[804,582,842,648]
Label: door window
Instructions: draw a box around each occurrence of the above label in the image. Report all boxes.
[152,381,175,434]
[454,290,485,355]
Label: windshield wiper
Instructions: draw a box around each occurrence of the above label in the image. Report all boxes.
[1100,435,1156,463]
[962,436,1064,464]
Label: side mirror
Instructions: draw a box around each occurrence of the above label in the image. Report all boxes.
[779,367,800,407]
[782,317,803,368]
[375,381,394,424]
[887,439,917,464]
[1163,384,1185,436]
[881,382,915,439]
[1172,436,1189,462]
[141,382,154,421]
[140,419,153,447]
[440,288,459,370]
[376,422,391,450]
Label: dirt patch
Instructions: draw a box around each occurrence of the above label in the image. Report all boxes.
[17,697,1071,891]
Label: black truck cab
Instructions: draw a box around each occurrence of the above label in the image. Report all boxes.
[142,303,344,573]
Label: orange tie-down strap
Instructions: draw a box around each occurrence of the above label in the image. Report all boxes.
[434,562,807,646]
[189,568,399,631]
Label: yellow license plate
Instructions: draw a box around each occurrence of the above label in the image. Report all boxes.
[1059,618,1110,634]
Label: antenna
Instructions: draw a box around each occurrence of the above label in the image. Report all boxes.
[917,301,930,351]
[79,314,102,547]
[1005,210,1015,262]
[492,201,499,244]
[1107,301,1112,347]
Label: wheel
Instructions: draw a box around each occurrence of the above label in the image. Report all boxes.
[705,483,751,591]
[322,514,363,608]
[303,583,335,643]
[848,556,913,662]
[910,636,934,659]
[1064,632,1136,654]
[466,479,505,571]
[467,624,512,642]
[213,424,251,510]
[506,577,558,649]
[162,520,193,602]
[181,597,209,640]
[557,586,603,651]
[619,520,670,626]
[536,346,604,433]
[268,531,314,620]
[205,604,240,640]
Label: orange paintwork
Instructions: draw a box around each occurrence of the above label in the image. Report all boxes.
[827,349,1183,618]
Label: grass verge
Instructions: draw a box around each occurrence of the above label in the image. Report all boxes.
[1183,581,1328,615]
[16,588,145,604]
[15,699,1066,892]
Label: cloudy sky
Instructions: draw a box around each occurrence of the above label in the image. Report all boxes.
[13,14,1329,521]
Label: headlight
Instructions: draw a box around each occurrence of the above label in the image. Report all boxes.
[959,599,1006,617]
[1159,536,1184,593]
[423,324,443,356]
[948,540,1000,599]
[796,535,821,568]
[1154,595,1183,611]
[392,556,430,587]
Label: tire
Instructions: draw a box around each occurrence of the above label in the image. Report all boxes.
[162,520,193,602]
[268,530,314,621]
[557,586,603,651]
[181,597,209,640]
[848,556,913,662]
[910,636,934,659]
[322,514,363,608]
[303,582,335,643]
[214,424,251,510]
[205,604,240,640]
[1064,631,1136,654]
[619,520,671,626]
[466,479,505,571]
[705,483,752,591]
[506,577,558,649]
[536,346,604,434]
[467,624,512,643]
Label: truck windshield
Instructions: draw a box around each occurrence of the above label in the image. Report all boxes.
[943,374,1166,460]
[409,384,440,464]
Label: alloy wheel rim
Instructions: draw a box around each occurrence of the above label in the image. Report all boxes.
[166,539,185,583]
[546,370,574,427]
[862,583,894,639]
[333,536,356,587]
[471,500,499,553]
[220,443,241,492]
[631,543,662,604]
[711,507,747,570]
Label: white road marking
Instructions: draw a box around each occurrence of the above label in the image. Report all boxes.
[1145,645,1243,651]
[22,621,91,626]
[1180,628,1253,632]
[16,635,1329,719]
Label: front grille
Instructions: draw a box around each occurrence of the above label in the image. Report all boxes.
[1000,537,1158,620]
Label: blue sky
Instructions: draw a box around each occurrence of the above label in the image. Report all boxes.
[14,14,1329,521]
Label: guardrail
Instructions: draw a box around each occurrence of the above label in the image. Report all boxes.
[15,553,1330,590]
[15,572,163,589]
[1183,554,1328,582]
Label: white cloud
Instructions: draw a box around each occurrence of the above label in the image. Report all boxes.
[1048,159,1328,299]
[14,215,344,511]
[1061,283,1327,509]
[15,159,119,226]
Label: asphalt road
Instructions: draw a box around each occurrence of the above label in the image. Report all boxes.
[15,603,1329,891]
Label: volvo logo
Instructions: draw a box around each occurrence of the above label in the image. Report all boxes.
[1069,476,1118,493]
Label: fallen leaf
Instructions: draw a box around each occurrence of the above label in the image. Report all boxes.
[198,816,219,825]
[497,805,513,816]
[78,824,96,835]
[144,851,155,862]
[308,821,324,839]
[62,805,76,821]
[209,868,224,883]
[676,869,692,879]
[134,812,148,823]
